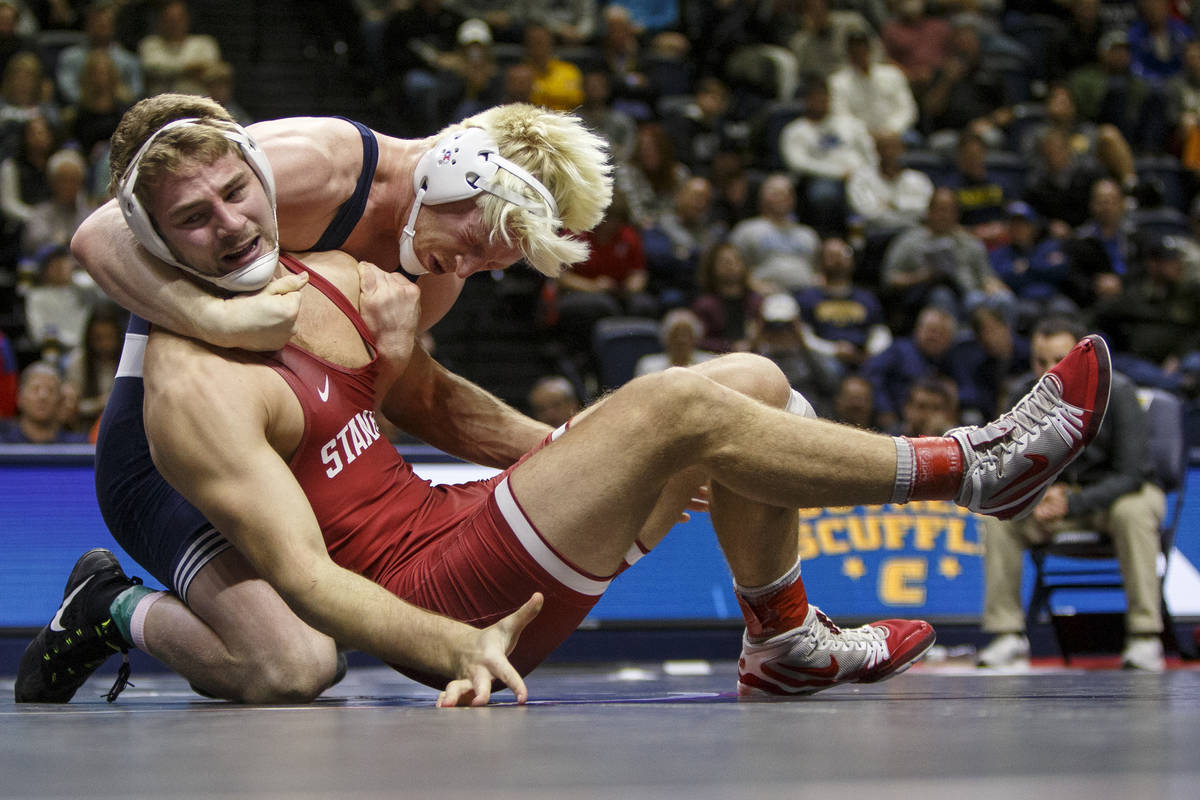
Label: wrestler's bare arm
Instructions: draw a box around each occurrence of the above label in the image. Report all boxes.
[71,200,308,350]
[142,333,539,704]
[381,345,554,469]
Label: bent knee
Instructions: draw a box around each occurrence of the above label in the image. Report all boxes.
[685,352,791,407]
[231,642,340,704]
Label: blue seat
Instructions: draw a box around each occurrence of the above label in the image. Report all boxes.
[591,316,662,392]
[1027,388,1196,661]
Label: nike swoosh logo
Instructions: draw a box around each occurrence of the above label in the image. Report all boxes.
[49,575,94,632]
[787,655,840,679]
[989,453,1050,506]
[317,376,330,403]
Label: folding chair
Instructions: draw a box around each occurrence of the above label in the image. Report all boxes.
[1026,387,1196,661]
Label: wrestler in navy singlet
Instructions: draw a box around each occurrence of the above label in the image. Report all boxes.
[95,118,381,600]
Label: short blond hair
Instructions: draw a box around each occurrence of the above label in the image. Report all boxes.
[438,103,612,277]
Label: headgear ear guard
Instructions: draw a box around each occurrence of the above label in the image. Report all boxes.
[118,117,280,293]
[399,126,558,275]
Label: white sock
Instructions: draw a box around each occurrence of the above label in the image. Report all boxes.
[891,436,915,505]
[129,591,167,652]
[735,556,803,600]
[785,389,817,418]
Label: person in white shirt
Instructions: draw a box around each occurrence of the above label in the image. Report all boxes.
[778,75,876,234]
[829,28,917,139]
[847,130,934,234]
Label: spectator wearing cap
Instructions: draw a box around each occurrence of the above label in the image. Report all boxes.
[751,291,840,415]
[447,17,503,121]
[1091,237,1200,392]
[1128,0,1194,84]
[1068,28,1165,152]
[829,26,918,140]
[988,201,1073,317]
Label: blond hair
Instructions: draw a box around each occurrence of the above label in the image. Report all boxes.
[438,103,612,277]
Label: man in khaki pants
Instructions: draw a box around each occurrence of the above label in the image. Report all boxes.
[977,316,1167,671]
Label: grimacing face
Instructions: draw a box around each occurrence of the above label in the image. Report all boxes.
[407,198,525,278]
[147,152,278,281]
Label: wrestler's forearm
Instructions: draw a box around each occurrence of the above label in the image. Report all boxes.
[72,201,299,351]
[384,347,551,468]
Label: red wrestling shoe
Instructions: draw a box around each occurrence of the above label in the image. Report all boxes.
[737,605,935,697]
[949,334,1110,520]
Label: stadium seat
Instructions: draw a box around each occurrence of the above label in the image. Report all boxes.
[591,316,662,392]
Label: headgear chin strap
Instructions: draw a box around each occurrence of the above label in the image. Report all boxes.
[118,117,280,293]
[399,127,557,275]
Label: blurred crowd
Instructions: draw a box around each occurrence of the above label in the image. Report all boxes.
[3,0,1200,447]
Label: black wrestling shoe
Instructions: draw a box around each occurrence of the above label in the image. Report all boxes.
[15,549,140,703]
[188,651,349,700]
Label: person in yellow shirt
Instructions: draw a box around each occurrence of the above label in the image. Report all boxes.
[524,21,584,111]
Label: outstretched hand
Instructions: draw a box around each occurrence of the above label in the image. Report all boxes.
[437,592,544,708]
[216,271,308,351]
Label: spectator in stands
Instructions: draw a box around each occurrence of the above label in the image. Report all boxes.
[779,74,875,236]
[0,361,88,442]
[62,48,130,160]
[0,51,58,159]
[1068,29,1166,154]
[831,373,878,430]
[950,303,1029,425]
[690,240,762,354]
[708,149,754,229]
[138,0,221,97]
[63,298,121,431]
[55,1,141,106]
[788,0,873,79]
[643,175,724,309]
[0,111,54,226]
[941,130,1009,245]
[1024,126,1105,229]
[988,201,1074,321]
[1168,40,1200,174]
[977,316,1167,672]
[663,76,751,173]
[500,61,536,105]
[881,0,952,98]
[920,15,1011,150]
[20,148,91,257]
[829,26,918,141]
[751,291,839,414]
[729,172,821,292]
[599,4,655,118]
[796,236,891,379]
[861,304,959,431]
[1091,237,1200,393]
[449,0,522,43]
[1065,177,1137,307]
[23,243,102,357]
[896,375,959,437]
[578,68,636,164]
[445,18,502,123]
[1049,0,1106,82]
[522,21,584,112]
[377,0,465,134]
[881,187,1012,332]
[1022,82,1139,194]
[1128,0,1193,84]
[615,120,689,228]
[846,130,934,235]
[634,307,717,376]
[0,2,38,79]
[526,375,581,429]
[200,60,251,126]
[523,0,596,46]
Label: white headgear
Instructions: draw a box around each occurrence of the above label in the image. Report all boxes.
[399,126,558,275]
[118,117,280,293]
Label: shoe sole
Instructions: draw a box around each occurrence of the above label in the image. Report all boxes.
[736,628,938,698]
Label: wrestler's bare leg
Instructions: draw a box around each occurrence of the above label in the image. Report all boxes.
[139,548,340,703]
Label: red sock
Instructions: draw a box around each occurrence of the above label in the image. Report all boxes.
[737,576,810,640]
[904,436,965,501]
